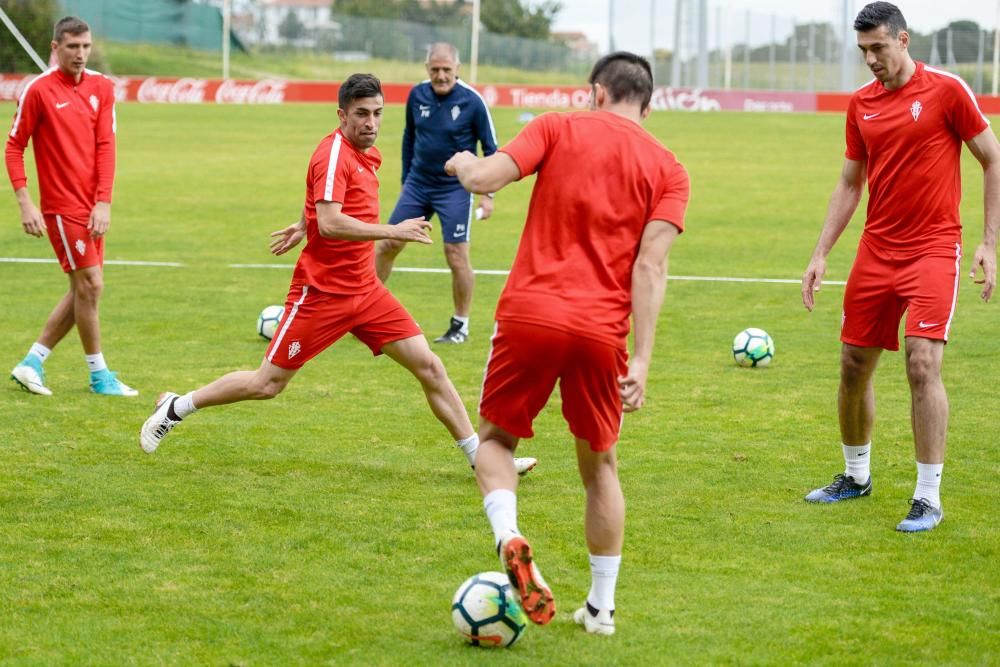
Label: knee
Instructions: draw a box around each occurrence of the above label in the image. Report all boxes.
[906,347,940,388]
[253,376,287,400]
[75,274,104,301]
[840,349,874,387]
[580,451,618,488]
[377,239,404,259]
[413,352,447,387]
[443,244,470,271]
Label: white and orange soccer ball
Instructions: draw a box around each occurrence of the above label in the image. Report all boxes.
[256,305,284,341]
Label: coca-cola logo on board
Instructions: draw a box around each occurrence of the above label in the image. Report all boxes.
[214,79,287,104]
[137,77,207,104]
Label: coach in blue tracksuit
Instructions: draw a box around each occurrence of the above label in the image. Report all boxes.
[375,42,498,344]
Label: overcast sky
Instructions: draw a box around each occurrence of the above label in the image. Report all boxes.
[546,0,1000,53]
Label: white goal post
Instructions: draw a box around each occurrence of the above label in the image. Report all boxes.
[0,5,49,73]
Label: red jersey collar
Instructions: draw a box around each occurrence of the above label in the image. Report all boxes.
[53,67,86,86]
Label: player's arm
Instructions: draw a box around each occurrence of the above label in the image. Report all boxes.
[619,220,680,412]
[89,86,116,239]
[801,157,866,311]
[964,127,1000,302]
[5,93,44,238]
[316,201,431,244]
[444,151,519,196]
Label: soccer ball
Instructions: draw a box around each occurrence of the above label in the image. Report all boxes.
[732,327,774,367]
[256,304,284,341]
[451,571,527,648]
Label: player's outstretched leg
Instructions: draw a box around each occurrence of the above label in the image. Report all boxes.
[499,532,555,625]
[895,498,944,533]
[804,473,872,503]
[141,392,181,453]
[11,354,52,396]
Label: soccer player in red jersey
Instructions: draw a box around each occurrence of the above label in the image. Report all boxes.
[6,17,137,397]
[801,2,1000,532]
[446,52,689,634]
[139,74,537,475]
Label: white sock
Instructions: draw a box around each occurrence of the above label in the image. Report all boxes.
[483,489,519,546]
[587,554,621,612]
[85,353,107,373]
[173,392,198,419]
[456,433,478,466]
[914,462,943,508]
[28,342,51,363]
[453,315,469,334]
[843,443,871,483]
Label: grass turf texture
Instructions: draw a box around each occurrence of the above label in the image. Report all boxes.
[1,103,998,664]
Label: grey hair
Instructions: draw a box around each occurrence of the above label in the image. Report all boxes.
[425,42,460,65]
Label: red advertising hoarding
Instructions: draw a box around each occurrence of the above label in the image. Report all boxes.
[2,73,998,114]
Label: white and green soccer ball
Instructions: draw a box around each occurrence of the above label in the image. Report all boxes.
[451,571,528,648]
[732,327,774,367]
[256,305,284,341]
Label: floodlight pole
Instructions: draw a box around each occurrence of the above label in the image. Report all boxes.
[650,0,656,84]
[0,6,48,72]
[222,0,231,80]
[470,0,480,84]
[609,0,615,52]
[839,0,853,91]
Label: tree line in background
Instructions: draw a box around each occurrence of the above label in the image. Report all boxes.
[0,0,60,72]
[333,0,562,41]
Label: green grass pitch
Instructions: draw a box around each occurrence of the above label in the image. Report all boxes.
[1,102,998,664]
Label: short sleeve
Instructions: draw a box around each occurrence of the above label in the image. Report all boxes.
[650,161,690,233]
[499,112,559,179]
[947,79,990,142]
[312,136,354,204]
[845,96,867,162]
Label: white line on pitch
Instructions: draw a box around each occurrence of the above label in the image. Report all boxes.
[227,263,846,285]
[0,257,185,267]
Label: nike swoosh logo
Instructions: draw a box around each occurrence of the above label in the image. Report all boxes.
[918,321,939,328]
[56,102,70,109]
[863,112,880,120]
[857,450,869,457]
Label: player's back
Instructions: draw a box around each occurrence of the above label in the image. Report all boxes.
[497,110,688,347]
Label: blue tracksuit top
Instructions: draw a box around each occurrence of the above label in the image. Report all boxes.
[401,79,497,188]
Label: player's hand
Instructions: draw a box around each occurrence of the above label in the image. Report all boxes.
[618,358,649,413]
[88,201,111,239]
[801,256,827,311]
[478,194,494,220]
[18,201,44,238]
[444,151,477,177]
[392,216,432,245]
[269,222,306,256]
[969,242,997,303]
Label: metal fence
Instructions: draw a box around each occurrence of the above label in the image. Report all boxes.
[650,2,997,93]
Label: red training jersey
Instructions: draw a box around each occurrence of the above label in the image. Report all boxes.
[291,129,383,294]
[5,67,117,217]
[845,61,989,257]
[497,110,690,347]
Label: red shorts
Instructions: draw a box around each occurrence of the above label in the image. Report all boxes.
[45,214,103,273]
[479,320,628,452]
[265,282,422,370]
[842,240,961,351]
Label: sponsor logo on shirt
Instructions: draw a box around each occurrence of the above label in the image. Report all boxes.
[419,104,430,118]
[910,100,923,121]
[451,104,461,121]
[288,341,301,359]
[89,95,99,112]
[55,101,69,109]
[74,239,86,255]
[863,112,880,120]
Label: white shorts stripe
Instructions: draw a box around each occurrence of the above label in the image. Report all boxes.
[943,243,962,341]
[55,215,77,271]
[478,321,500,410]
[323,134,343,201]
[268,285,309,363]
[464,192,475,243]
